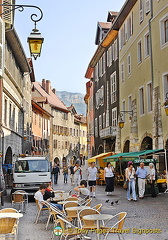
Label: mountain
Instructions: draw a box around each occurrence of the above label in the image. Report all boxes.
[56,91,86,115]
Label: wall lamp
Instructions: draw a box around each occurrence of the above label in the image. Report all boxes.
[118,111,133,129]
[0,4,44,60]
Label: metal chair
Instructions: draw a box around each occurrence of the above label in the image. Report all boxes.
[78,208,101,230]
[92,203,102,212]
[34,198,49,224]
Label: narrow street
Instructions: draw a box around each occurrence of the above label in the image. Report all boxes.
[2,163,168,240]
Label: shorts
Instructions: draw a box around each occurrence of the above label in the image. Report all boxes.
[88,180,96,186]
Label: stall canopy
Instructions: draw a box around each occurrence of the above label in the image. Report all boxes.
[103,149,164,163]
[88,152,112,163]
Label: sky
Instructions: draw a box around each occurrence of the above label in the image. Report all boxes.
[15,0,125,94]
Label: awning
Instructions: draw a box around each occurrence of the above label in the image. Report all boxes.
[88,152,112,163]
[103,149,164,163]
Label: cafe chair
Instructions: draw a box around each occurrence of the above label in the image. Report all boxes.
[11,191,27,213]
[0,216,18,240]
[65,197,78,201]
[63,201,78,216]
[15,190,28,207]
[0,208,19,234]
[83,198,92,206]
[92,203,102,212]
[78,208,101,230]
[100,212,127,240]
[34,198,49,224]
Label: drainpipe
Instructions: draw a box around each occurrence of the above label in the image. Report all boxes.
[149,0,154,86]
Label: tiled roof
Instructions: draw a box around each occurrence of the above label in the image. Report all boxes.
[33,81,69,112]
[98,22,112,29]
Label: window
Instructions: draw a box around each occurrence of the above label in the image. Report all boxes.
[99,115,102,131]
[160,15,168,47]
[112,108,117,127]
[139,0,144,23]
[95,118,98,137]
[114,40,118,61]
[99,57,102,77]
[144,33,150,57]
[127,13,133,39]
[95,63,98,81]
[107,46,112,67]
[122,101,126,122]
[9,103,12,127]
[137,40,142,63]
[139,87,145,115]
[110,72,116,104]
[121,62,125,82]
[4,99,7,125]
[146,0,150,14]
[12,107,15,130]
[147,82,152,112]
[128,95,132,112]
[106,110,109,127]
[127,54,131,75]
[102,53,106,74]
[103,112,106,129]
[163,73,168,101]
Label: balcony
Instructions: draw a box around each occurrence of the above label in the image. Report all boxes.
[100,126,117,139]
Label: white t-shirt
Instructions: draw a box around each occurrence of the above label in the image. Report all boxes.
[88,167,97,181]
[74,166,81,176]
[80,187,90,196]
[34,191,44,209]
[149,168,155,180]
[104,167,114,177]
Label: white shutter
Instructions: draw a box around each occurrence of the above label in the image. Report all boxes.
[3,0,14,26]
[146,0,150,13]
[0,18,5,76]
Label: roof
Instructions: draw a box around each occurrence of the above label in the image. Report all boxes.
[6,28,30,73]
[33,82,69,113]
[98,22,112,29]
[32,100,53,117]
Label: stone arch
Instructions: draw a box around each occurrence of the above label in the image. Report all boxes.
[123,139,130,153]
[97,145,104,154]
[4,147,12,164]
[140,135,153,151]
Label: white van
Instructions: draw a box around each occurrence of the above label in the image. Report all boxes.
[12,156,51,195]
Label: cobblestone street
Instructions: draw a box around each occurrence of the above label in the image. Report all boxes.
[2,163,168,240]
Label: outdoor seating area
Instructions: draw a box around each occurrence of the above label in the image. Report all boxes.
[33,189,127,240]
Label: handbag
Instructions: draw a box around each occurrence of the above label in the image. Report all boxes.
[123,180,128,190]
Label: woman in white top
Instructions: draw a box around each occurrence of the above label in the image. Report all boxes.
[148,163,157,197]
[73,162,82,186]
[125,161,137,201]
[104,162,115,196]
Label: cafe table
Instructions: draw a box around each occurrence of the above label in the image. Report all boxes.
[83,214,113,240]
[0,212,23,218]
[53,192,69,202]
[57,200,78,205]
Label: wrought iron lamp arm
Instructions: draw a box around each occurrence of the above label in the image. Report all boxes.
[0,4,43,29]
[119,110,133,119]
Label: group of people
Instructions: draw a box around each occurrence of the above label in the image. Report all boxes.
[125,161,157,201]
[52,162,82,185]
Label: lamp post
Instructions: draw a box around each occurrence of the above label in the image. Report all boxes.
[0,4,44,60]
[118,111,133,129]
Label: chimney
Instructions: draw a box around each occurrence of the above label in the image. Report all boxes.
[52,88,56,94]
[46,80,51,94]
[42,79,46,89]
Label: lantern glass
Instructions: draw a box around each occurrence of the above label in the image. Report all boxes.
[119,120,125,129]
[27,30,44,60]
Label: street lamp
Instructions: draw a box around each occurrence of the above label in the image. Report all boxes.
[0,4,44,60]
[118,111,133,129]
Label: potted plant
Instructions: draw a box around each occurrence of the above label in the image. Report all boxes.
[163,99,168,116]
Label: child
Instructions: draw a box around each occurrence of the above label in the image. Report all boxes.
[74,180,90,199]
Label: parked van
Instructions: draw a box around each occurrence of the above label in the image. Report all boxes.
[12,155,51,195]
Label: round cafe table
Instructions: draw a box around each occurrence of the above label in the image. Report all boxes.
[83,214,113,240]
[65,206,91,211]
[0,212,23,218]
[57,200,78,205]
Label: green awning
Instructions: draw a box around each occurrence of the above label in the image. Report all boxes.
[103,149,164,163]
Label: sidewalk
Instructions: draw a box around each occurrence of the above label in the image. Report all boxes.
[1,162,168,240]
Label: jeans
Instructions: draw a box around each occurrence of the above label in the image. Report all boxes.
[64,173,68,183]
[127,179,137,200]
[54,173,58,184]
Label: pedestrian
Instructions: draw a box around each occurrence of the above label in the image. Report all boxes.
[34,184,62,210]
[74,180,90,200]
[43,183,55,200]
[74,162,82,186]
[148,163,157,197]
[62,165,68,183]
[136,162,148,199]
[104,162,115,196]
[69,163,75,185]
[52,163,60,184]
[88,162,97,198]
[125,161,137,201]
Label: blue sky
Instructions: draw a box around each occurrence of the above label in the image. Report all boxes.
[15,0,125,94]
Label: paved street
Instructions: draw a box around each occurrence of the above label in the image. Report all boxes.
[1,163,168,240]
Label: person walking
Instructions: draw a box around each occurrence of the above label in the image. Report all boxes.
[69,164,75,185]
[62,165,68,184]
[74,162,82,186]
[104,162,115,196]
[52,163,60,184]
[125,161,137,201]
[136,162,148,199]
[88,162,97,198]
[148,163,157,197]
